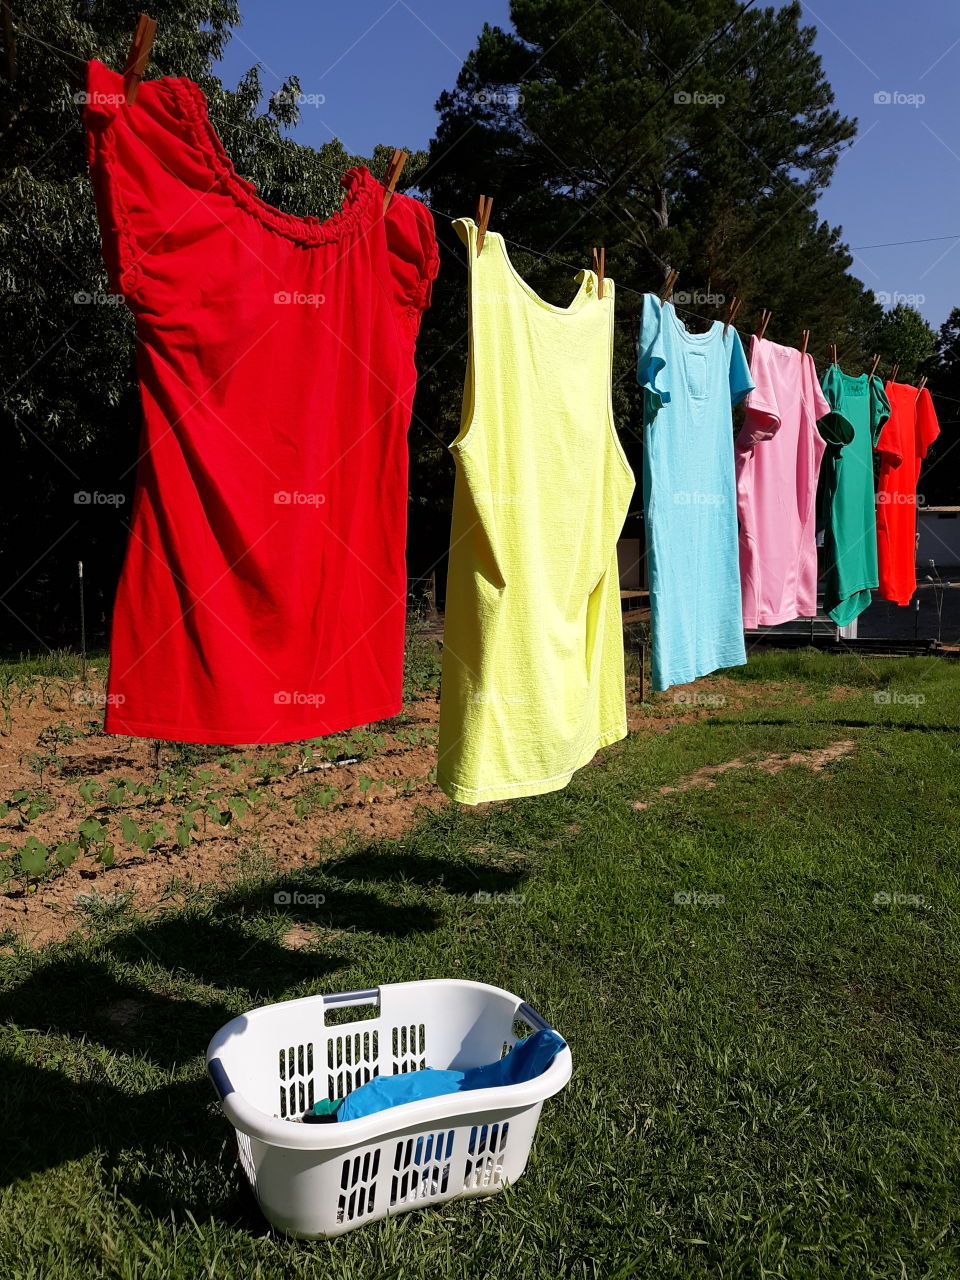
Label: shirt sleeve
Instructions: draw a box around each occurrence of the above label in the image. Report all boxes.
[726,327,755,407]
[816,365,855,447]
[383,191,440,337]
[874,382,903,468]
[803,353,831,424]
[916,387,941,458]
[83,58,220,312]
[869,374,891,446]
[737,335,779,446]
[636,293,671,415]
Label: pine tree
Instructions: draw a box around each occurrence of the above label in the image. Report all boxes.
[413,0,889,589]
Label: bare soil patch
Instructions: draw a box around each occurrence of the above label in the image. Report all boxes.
[632,739,856,809]
[0,675,445,947]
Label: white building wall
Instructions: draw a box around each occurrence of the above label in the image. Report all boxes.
[917,510,960,571]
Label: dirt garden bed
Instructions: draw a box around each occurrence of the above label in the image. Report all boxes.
[0,662,806,947]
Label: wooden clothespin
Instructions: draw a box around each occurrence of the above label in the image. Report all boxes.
[868,353,881,378]
[591,248,605,299]
[799,329,810,356]
[123,13,157,106]
[382,149,408,213]
[830,343,838,367]
[475,194,493,256]
[659,269,679,303]
[723,296,741,335]
[756,309,772,340]
[890,363,900,384]
[916,375,928,400]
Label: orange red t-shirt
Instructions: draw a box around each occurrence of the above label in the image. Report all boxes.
[875,382,940,605]
[83,60,438,743]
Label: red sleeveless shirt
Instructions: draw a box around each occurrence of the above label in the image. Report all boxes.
[84,60,438,743]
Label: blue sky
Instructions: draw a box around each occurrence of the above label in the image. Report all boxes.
[215,0,959,329]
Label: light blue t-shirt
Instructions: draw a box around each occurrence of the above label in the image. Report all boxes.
[637,296,754,691]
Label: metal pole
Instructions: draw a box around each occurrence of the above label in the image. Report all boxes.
[78,560,87,687]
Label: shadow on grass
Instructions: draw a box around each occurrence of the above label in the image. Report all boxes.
[704,717,946,734]
[0,957,238,1068]
[217,884,444,940]
[0,1051,265,1231]
[320,847,529,896]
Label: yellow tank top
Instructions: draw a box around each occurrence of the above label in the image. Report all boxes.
[437,218,636,804]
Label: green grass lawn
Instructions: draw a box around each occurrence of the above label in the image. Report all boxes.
[2,650,959,1278]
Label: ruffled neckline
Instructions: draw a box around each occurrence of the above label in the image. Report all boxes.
[159,76,380,248]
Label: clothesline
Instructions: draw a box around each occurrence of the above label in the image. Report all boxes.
[298,155,946,377]
[853,233,960,250]
[15,19,957,407]
[206,142,954,394]
[12,21,90,66]
[426,208,958,408]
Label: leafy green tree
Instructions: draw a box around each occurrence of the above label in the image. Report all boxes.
[871,303,936,382]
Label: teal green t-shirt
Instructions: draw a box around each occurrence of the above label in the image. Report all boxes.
[818,367,890,626]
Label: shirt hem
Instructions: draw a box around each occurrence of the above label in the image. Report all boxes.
[103,699,403,745]
[437,723,628,806]
[653,652,747,692]
[825,581,877,626]
[744,607,818,628]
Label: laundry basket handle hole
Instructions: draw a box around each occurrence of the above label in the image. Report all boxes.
[324,1002,379,1026]
[322,988,380,1025]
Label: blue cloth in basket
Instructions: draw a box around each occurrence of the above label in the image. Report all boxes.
[336,1029,565,1123]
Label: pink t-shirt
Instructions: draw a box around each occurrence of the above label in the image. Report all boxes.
[736,337,830,628]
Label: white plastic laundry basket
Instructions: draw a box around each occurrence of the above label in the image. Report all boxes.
[206,978,572,1238]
